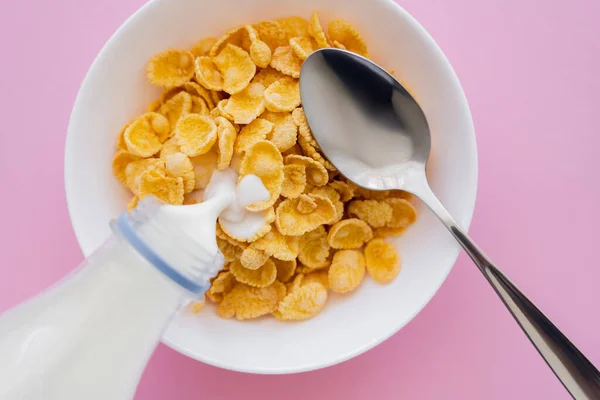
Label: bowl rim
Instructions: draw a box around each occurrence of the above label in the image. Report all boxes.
[64,0,478,374]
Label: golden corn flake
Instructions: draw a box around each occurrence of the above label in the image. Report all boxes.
[139,170,184,205]
[239,140,284,211]
[286,273,304,293]
[124,114,167,157]
[270,46,302,78]
[223,82,266,124]
[328,249,365,293]
[190,95,209,115]
[229,258,277,288]
[159,136,181,158]
[253,20,287,50]
[347,199,393,228]
[297,225,331,269]
[125,158,165,195]
[190,151,218,189]
[240,246,270,270]
[384,198,417,228]
[190,37,217,57]
[329,180,355,202]
[260,111,298,152]
[277,16,310,41]
[328,20,368,57]
[281,164,306,198]
[147,49,195,88]
[332,40,346,50]
[274,258,296,282]
[194,57,224,91]
[183,82,215,109]
[159,91,193,132]
[252,67,285,87]
[289,36,316,60]
[364,238,400,284]
[215,99,234,121]
[274,281,327,321]
[296,194,318,214]
[213,44,256,95]
[210,26,249,57]
[264,77,301,112]
[303,270,329,288]
[285,154,328,186]
[308,11,329,49]
[251,228,299,261]
[311,186,343,224]
[164,152,195,194]
[214,116,236,170]
[175,114,217,157]
[248,28,272,68]
[217,281,285,320]
[207,270,235,303]
[327,218,373,249]
[234,118,273,154]
[275,194,335,236]
[112,150,141,185]
[217,237,243,262]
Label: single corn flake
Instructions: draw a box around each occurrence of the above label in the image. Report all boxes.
[297,225,331,269]
[214,116,236,170]
[217,281,285,320]
[308,12,330,49]
[275,194,335,236]
[194,57,224,91]
[249,38,272,68]
[289,36,317,60]
[159,136,181,159]
[260,111,298,152]
[190,37,217,57]
[328,20,369,57]
[116,120,133,150]
[329,180,355,202]
[285,154,328,186]
[112,150,141,186]
[274,258,296,282]
[139,170,184,205]
[223,82,266,124]
[206,270,236,303]
[328,249,365,293]
[239,140,284,211]
[147,49,195,88]
[164,152,195,193]
[190,151,218,189]
[311,186,343,224]
[274,281,327,321]
[253,20,287,50]
[124,114,168,157]
[270,46,302,78]
[183,82,215,109]
[327,218,373,249]
[240,246,270,270]
[251,228,299,261]
[364,238,400,284]
[303,270,329,288]
[384,198,417,228]
[159,91,193,133]
[229,258,277,288]
[125,158,166,195]
[252,67,285,87]
[215,99,235,121]
[217,237,243,262]
[175,114,217,157]
[213,44,256,95]
[347,199,393,228]
[234,118,274,154]
[277,16,310,41]
[281,164,306,198]
[297,194,318,214]
[264,76,301,112]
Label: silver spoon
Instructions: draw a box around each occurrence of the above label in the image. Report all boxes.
[300,48,600,399]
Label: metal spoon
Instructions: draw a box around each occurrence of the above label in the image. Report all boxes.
[300,48,600,399]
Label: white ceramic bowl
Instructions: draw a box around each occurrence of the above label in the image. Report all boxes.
[65,0,477,374]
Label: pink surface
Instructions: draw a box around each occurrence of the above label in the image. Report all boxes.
[1,0,599,398]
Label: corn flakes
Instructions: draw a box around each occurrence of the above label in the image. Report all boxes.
[311,186,344,224]
[275,194,335,236]
[217,281,285,320]
[223,82,266,124]
[240,246,270,270]
[328,20,369,57]
[229,258,277,288]
[139,170,184,205]
[270,46,302,78]
[252,67,285,87]
[289,36,316,60]
[239,140,284,211]
[308,12,329,49]
[147,49,195,88]
[277,16,310,41]
[264,76,301,112]
[274,281,327,321]
[328,249,365,293]
[285,154,328,186]
[364,238,400,284]
[190,37,217,57]
[164,152,195,193]
[384,198,417,228]
[347,199,393,228]
[214,116,236,170]
[260,111,297,152]
[112,150,141,186]
[190,151,218,189]
[281,164,306,198]
[251,229,299,261]
[234,118,273,154]
[124,114,168,157]
[327,218,373,249]
[160,91,193,132]
[213,44,256,95]
[297,226,330,269]
[125,158,166,195]
[175,114,217,157]
[253,20,287,50]
[194,56,224,91]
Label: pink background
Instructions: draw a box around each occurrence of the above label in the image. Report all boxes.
[1,0,599,398]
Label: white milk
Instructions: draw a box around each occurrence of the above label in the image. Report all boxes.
[0,170,269,400]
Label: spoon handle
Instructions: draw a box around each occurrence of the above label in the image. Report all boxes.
[414,182,600,399]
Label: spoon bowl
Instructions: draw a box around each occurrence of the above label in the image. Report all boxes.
[300,48,600,398]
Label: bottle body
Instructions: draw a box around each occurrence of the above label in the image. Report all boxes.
[0,234,188,400]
